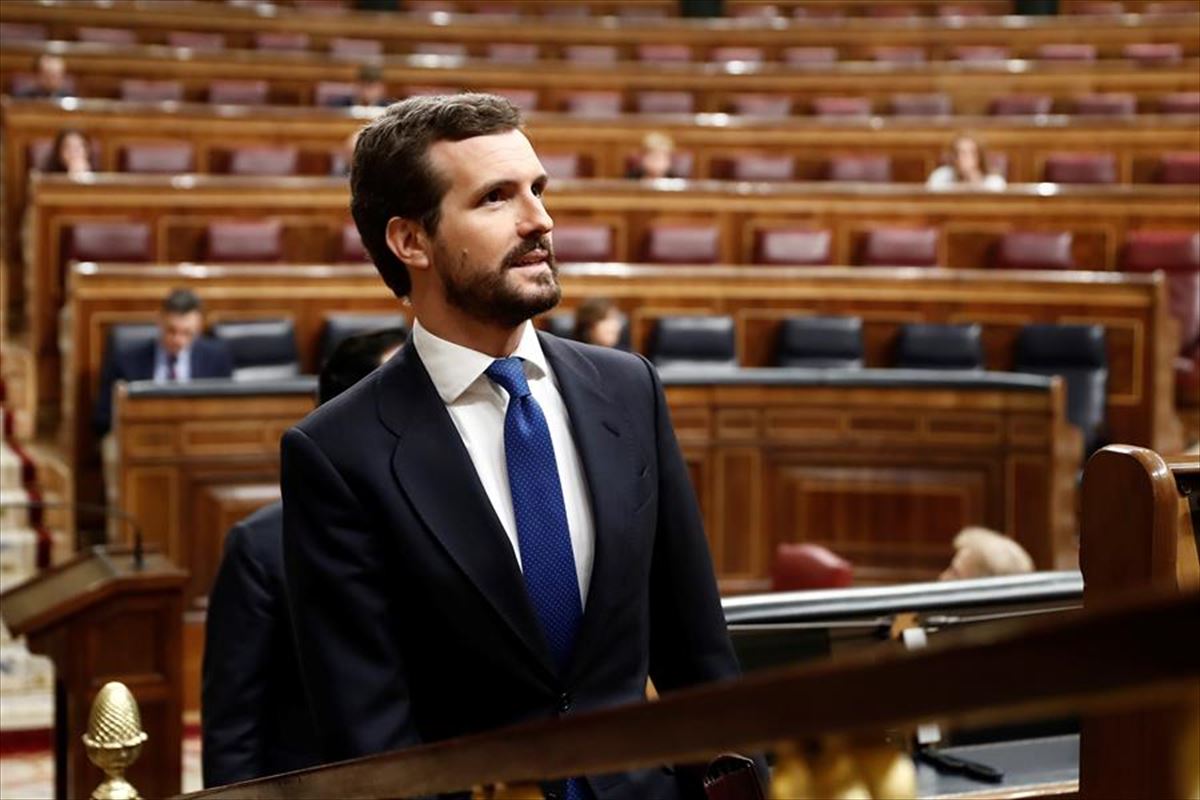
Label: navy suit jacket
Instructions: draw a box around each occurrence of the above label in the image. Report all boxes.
[281,333,741,799]
[93,336,234,436]
[202,502,320,787]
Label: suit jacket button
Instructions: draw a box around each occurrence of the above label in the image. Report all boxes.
[558,692,572,713]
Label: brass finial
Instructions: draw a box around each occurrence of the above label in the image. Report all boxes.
[83,681,148,800]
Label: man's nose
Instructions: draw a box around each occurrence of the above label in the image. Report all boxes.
[518,193,553,239]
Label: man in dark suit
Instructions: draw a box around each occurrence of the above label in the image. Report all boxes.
[282,94,749,799]
[93,288,234,437]
[202,327,406,788]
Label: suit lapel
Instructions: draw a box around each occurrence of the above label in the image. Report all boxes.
[539,334,645,681]
[377,340,556,682]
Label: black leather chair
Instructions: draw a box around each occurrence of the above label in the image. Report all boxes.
[1014,324,1108,456]
[544,314,576,340]
[649,316,738,370]
[107,323,160,357]
[318,314,407,368]
[775,316,864,368]
[211,319,301,381]
[894,323,985,371]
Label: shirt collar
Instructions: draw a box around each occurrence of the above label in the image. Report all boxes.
[411,318,550,404]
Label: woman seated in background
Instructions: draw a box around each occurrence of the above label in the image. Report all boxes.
[926,133,1006,190]
[626,131,681,180]
[45,128,94,176]
[940,526,1034,581]
[573,297,624,348]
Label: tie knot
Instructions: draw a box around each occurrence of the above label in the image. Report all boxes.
[486,357,531,399]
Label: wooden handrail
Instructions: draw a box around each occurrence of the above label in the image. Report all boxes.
[181,587,1199,799]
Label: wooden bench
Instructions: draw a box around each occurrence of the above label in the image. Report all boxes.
[2,0,1194,59]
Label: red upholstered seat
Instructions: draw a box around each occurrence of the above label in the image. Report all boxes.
[329,37,383,57]
[951,45,1010,62]
[1160,93,1200,114]
[711,47,764,64]
[723,154,795,182]
[812,96,872,118]
[643,225,720,264]
[1042,152,1117,184]
[487,43,539,62]
[483,88,538,112]
[771,544,853,592]
[0,23,47,41]
[871,46,927,64]
[1037,43,1097,61]
[119,143,194,174]
[205,220,284,262]
[1073,93,1137,117]
[119,80,184,103]
[889,93,952,116]
[220,146,299,176]
[730,4,780,17]
[208,80,270,105]
[77,26,137,45]
[994,231,1076,270]
[167,31,226,50]
[859,227,939,267]
[412,42,466,57]
[636,44,692,63]
[563,91,622,117]
[539,153,591,180]
[255,32,310,51]
[635,91,694,114]
[551,224,615,263]
[1123,42,1182,64]
[314,81,357,106]
[1122,231,1200,381]
[1158,153,1200,185]
[340,222,367,263]
[728,93,793,118]
[826,154,892,182]
[65,222,152,262]
[988,94,1053,116]
[1070,0,1123,13]
[563,45,618,64]
[10,73,77,97]
[783,47,838,65]
[754,229,832,266]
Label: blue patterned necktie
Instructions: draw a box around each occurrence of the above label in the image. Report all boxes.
[485,357,590,800]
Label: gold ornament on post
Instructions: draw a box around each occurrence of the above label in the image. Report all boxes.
[83,681,148,800]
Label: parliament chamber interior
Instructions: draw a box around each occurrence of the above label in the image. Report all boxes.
[0,0,1197,797]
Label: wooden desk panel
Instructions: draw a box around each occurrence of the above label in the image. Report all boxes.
[112,376,1075,599]
[66,264,1178,523]
[1,0,1194,58]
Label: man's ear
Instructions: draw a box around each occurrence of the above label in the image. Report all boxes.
[385,217,430,271]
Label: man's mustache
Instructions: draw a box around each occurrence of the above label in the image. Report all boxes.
[502,237,556,269]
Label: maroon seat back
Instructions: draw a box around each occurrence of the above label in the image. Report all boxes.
[119,143,194,174]
[951,45,1010,62]
[724,154,795,182]
[1043,153,1117,184]
[1071,0,1124,13]
[563,45,618,64]
[168,30,226,50]
[314,81,357,106]
[563,91,622,117]
[889,93,952,116]
[711,46,764,64]
[487,43,539,62]
[205,220,284,262]
[552,224,615,263]
[540,153,591,180]
[636,91,694,114]
[826,154,892,182]
[728,93,793,118]
[1073,93,1137,116]
[329,37,383,57]
[208,80,270,105]
[0,23,47,42]
[1036,43,1097,61]
[255,32,310,51]
[65,222,153,263]
[412,42,467,57]
[859,227,939,267]
[643,225,720,264]
[1158,153,1200,185]
[77,26,137,45]
[636,44,692,63]
[754,229,832,266]
[994,231,1076,270]
[771,544,853,592]
[1121,230,1200,355]
[783,47,838,65]
[1123,42,1182,63]
[340,222,368,263]
[871,46,926,63]
[1160,92,1200,114]
[220,147,299,176]
[988,94,1053,116]
[119,80,184,103]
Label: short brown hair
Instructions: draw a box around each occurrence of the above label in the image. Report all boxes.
[349,93,523,298]
[573,297,617,341]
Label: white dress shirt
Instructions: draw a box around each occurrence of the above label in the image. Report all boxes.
[152,343,192,382]
[411,319,595,606]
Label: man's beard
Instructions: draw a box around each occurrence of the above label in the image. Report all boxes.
[436,236,561,329]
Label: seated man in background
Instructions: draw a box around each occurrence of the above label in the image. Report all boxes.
[15,53,73,99]
[202,327,406,788]
[93,288,234,438]
[940,526,1035,581]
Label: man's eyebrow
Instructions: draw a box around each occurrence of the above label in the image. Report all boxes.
[470,174,550,199]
